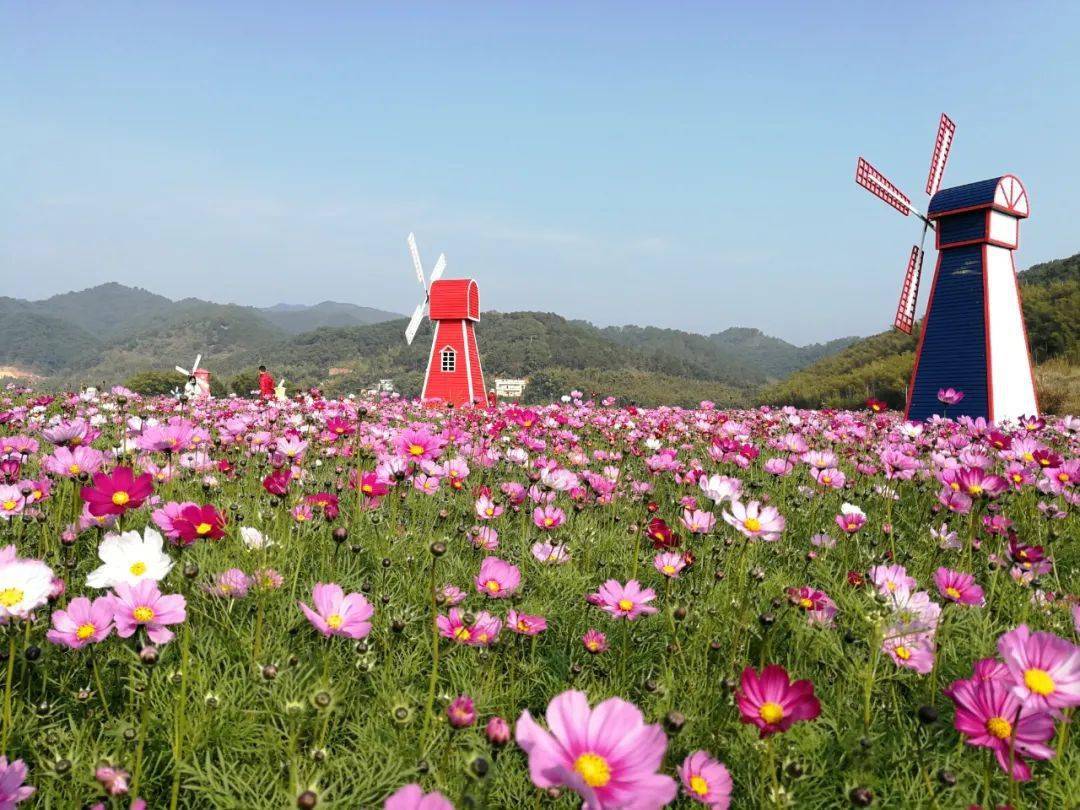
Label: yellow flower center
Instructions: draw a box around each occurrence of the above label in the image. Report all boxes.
[361,485,373,494]
[690,775,709,796]
[744,517,761,532]
[0,588,24,608]
[968,484,983,496]
[133,606,154,622]
[408,444,424,457]
[69,464,81,474]
[112,491,130,506]
[945,586,961,600]
[586,640,600,651]
[454,626,471,642]
[662,564,676,575]
[1024,668,1055,696]
[895,645,912,660]
[326,614,343,629]
[485,508,494,516]
[986,716,1013,739]
[617,599,634,611]
[76,623,96,640]
[1,500,15,512]
[544,517,554,526]
[130,561,147,576]
[195,522,212,535]
[759,701,784,724]
[573,753,611,788]
[799,598,813,609]
[885,581,897,592]
[485,580,501,594]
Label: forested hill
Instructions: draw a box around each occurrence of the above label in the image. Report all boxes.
[761,254,1080,413]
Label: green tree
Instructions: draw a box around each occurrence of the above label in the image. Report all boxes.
[124,370,183,396]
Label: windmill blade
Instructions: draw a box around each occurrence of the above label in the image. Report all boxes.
[190,354,202,375]
[175,366,190,375]
[404,300,427,345]
[856,157,913,217]
[925,113,956,197]
[893,245,925,334]
[407,232,427,290]
[429,253,446,284]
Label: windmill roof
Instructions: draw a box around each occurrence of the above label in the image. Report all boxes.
[928,176,1028,218]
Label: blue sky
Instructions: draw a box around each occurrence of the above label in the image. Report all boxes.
[2,1,1078,343]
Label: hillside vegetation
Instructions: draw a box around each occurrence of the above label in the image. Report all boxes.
[763,253,1080,411]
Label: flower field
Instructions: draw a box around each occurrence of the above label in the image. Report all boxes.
[0,387,1076,809]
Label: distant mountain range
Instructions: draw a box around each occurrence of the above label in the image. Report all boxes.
[0,282,858,405]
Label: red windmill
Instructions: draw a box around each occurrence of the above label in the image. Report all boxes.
[403,233,486,407]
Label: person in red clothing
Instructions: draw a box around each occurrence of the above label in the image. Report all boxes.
[257,365,275,400]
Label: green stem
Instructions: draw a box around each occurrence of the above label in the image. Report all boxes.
[132,670,152,796]
[169,626,190,810]
[91,652,111,720]
[423,557,440,741]
[2,631,15,750]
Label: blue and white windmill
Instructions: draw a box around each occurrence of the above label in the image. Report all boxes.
[856,114,1039,424]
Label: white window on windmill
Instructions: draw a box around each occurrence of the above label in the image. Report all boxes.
[440,346,456,372]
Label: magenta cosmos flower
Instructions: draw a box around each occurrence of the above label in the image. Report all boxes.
[945,676,1055,781]
[937,387,965,406]
[80,466,153,517]
[533,505,566,530]
[0,756,35,807]
[110,580,187,644]
[394,428,443,462]
[997,625,1080,714]
[933,568,985,606]
[299,583,374,640]
[507,610,547,636]
[46,595,114,649]
[679,750,732,808]
[591,579,658,620]
[436,608,502,646]
[722,500,786,542]
[383,783,453,810]
[515,689,677,809]
[474,556,521,598]
[736,665,821,737]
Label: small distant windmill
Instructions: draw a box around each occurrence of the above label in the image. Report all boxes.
[856,114,1038,423]
[175,353,212,398]
[403,233,486,407]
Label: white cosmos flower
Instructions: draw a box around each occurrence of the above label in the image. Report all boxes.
[240,526,273,551]
[86,527,174,589]
[0,559,55,619]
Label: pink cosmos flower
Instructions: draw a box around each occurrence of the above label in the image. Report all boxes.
[42,445,105,478]
[582,628,608,654]
[933,568,985,606]
[395,428,443,462]
[786,586,837,627]
[722,500,786,542]
[653,552,687,579]
[298,583,374,640]
[937,387,965,405]
[883,633,935,674]
[0,756,35,806]
[474,556,521,598]
[679,750,732,808]
[698,474,742,503]
[811,467,846,489]
[0,486,23,519]
[80,466,154,517]
[996,625,1080,714]
[438,584,466,606]
[447,694,476,728]
[151,500,199,539]
[46,595,114,648]
[383,783,453,810]
[533,505,566,530]
[592,579,658,620]
[835,503,866,534]
[468,526,499,551]
[531,542,570,564]
[204,569,251,599]
[736,665,821,737]
[869,564,917,596]
[681,508,716,534]
[515,689,677,809]
[110,580,187,644]
[475,494,503,520]
[945,676,1055,781]
[507,610,547,635]
[437,608,502,646]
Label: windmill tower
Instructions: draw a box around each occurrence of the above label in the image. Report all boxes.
[855,114,1038,424]
[403,233,486,407]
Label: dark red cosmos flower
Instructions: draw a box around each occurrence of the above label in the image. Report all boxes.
[262,468,291,497]
[324,417,354,439]
[865,398,887,413]
[647,516,679,550]
[1031,449,1063,469]
[172,504,227,544]
[846,570,865,588]
[354,472,388,499]
[306,492,340,520]
[986,431,1012,451]
[80,466,154,517]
